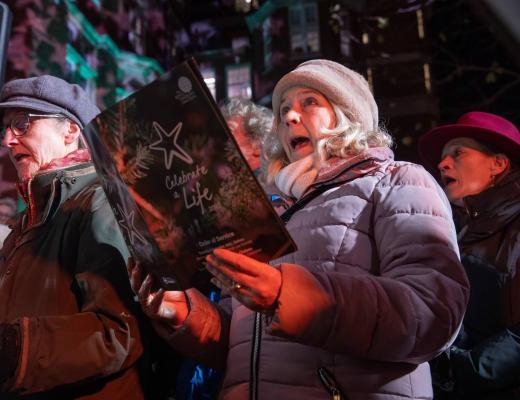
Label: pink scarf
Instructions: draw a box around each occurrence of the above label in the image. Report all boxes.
[40,148,92,172]
[18,148,93,226]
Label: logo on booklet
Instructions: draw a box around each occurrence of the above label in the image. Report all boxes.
[175,76,196,104]
[178,76,192,93]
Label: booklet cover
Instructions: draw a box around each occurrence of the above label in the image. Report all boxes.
[83,58,296,290]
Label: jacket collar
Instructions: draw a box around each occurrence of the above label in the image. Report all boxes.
[285,147,393,204]
[279,147,394,222]
[460,168,520,244]
[312,147,394,188]
[18,163,97,229]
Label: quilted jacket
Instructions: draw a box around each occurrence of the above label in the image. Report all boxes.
[167,147,469,400]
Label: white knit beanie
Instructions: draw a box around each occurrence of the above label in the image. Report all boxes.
[272,59,378,132]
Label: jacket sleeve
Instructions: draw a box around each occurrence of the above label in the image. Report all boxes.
[162,289,231,370]
[266,163,469,364]
[9,189,144,394]
[449,253,520,394]
[450,324,520,395]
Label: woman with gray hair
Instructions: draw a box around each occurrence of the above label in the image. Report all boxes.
[131,60,469,399]
[219,97,273,174]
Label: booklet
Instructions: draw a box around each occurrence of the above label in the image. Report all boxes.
[83,58,296,291]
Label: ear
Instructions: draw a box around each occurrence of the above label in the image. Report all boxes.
[490,153,510,176]
[64,121,81,145]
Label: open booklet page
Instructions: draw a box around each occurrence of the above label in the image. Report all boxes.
[83,58,296,291]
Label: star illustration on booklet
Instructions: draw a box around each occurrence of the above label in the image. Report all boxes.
[83,58,296,291]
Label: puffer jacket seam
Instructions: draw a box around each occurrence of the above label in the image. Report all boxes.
[377,182,441,189]
[366,277,382,356]
[378,210,451,219]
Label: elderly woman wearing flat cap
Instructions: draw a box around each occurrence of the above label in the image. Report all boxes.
[0,75,157,399]
[131,59,469,400]
[419,112,520,400]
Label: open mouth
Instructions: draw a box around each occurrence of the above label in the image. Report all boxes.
[442,175,457,186]
[290,136,310,151]
[14,154,29,162]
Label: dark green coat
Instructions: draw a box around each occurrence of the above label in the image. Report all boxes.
[0,163,147,399]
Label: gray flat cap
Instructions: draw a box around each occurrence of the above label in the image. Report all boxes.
[0,75,100,129]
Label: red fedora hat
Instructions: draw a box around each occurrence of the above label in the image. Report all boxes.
[418,111,520,170]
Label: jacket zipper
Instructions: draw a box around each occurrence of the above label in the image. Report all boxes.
[18,177,35,229]
[249,312,262,400]
[318,367,345,400]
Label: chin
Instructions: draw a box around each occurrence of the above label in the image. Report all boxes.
[17,165,39,181]
[451,198,464,207]
[19,172,34,181]
[446,192,464,206]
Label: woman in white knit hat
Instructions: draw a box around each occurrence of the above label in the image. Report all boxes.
[131,60,469,399]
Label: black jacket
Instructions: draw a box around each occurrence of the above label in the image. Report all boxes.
[438,168,520,399]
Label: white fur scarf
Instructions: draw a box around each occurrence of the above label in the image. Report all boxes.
[274,154,318,200]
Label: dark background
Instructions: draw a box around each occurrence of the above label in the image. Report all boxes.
[0,0,519,199]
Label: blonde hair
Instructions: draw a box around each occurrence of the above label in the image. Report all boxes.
[263,103,393,184]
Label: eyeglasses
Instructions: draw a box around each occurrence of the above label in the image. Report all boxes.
[1,113,64,139]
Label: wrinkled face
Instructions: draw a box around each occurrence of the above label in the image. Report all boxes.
[227,116,262,171]
[277,87,336,163]
[438,137,499,204]
[1,109,71,180]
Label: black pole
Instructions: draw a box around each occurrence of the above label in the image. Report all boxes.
[0,2,11,89]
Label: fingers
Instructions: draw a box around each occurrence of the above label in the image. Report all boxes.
[127,257,143,295]
[206,249,270,292]
[210,277,228,293]
[129,263,188,326]
[138,276,174,307]
[205,251,251,285]
[130,267,142,295]
[138,274,154,307]
[212,248,265,278]
[207,249,282,313]
[205,258,234,287]
[129,262,160,315]
[206,250,253,293]
[138,277,172,321]
[148,288,165,316]
[127,257,135,274]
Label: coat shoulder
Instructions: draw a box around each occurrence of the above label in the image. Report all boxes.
[379,161,439,189]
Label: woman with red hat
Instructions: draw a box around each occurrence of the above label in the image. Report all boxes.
[418,111,520,399]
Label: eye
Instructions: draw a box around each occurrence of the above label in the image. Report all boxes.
[280,105,291,116]
[303,96,318,106]
[11,114,30,135]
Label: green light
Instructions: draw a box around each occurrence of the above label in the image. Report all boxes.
[66,44,97,79]
[64,0,164,75]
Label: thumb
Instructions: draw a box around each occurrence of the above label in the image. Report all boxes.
[157,304,175,320]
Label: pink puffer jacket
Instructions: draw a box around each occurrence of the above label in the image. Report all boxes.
[168,147,469,400]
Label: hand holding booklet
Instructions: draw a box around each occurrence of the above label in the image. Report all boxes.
[83,58,296,291]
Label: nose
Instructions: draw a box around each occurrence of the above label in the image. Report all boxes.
[1,127,19,148]
[285,109,301,126]
[437,155,452,172]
